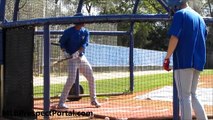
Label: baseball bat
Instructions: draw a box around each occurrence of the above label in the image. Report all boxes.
[52,56,73,66]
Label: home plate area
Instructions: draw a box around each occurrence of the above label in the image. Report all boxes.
[34,85,213,120]
[34,93,174,120]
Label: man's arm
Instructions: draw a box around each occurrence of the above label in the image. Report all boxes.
[59,31,68,51]
[166,12,183,57]
[78,47,85,53]
[163,35,178,71]
[81,30,89,49]
[78,30,89,54]
[165,35,179,59]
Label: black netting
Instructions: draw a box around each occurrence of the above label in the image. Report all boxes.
[3,26,34,115]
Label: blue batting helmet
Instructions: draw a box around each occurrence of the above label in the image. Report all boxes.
[167,0,188,8]
[73,13,84,25]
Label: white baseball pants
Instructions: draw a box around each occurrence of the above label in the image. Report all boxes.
[59,55,97,104]
[174,68,208,120]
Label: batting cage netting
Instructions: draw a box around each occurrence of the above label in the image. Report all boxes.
[3,26,35,118]
[1,0,213,119]
[32,23,213,119]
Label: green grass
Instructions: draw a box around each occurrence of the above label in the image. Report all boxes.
[34,73,173,98]
[134,73,173,92]
[34,69,213,98]
[200,69,213,75]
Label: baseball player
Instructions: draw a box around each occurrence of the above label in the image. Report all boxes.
[58,13,100,109]
[163,0,208,120]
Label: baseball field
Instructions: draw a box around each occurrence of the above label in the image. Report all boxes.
[34,69,213,119]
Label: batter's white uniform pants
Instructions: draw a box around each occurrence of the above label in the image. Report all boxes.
[59,55,97,104]
[174,68,208,120]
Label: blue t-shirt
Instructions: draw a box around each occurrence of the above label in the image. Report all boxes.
[168,7,207,71]
[59,26,89,55]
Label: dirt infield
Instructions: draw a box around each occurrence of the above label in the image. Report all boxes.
[34,91,212,120]
[33,74,213,120]
[199,75,213,88]
[34,95,174,120]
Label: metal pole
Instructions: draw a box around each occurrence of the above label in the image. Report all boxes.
[13,0,20,21]
[0,29,3,117]
[35,30,129,36]
[0,0,6,117]
[74,0,84,96]
[157,0,170,12]
[0,0,6,22]
[43,24,50,119]
[173,72,179,120]
[129,0,140,92]
[74,69,80,96]
[0,14,174,28]
[76,0,84,13]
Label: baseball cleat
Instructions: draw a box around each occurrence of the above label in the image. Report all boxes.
[91,101,101,108]
[58,103,69,109]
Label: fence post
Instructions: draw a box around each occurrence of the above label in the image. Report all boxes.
[76,0,84,13]
[0,0,6,22]
[13,0,20,21]
[73,0,84,97]
[0,28,3,117]
[43,24,50,119]
[129,0,140,92]
[0,0,6,117]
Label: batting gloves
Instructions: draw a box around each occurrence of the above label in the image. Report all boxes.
[63,50,80,59]
[71,51,79,59]
[63,51,71,59]
[163,58,171,71]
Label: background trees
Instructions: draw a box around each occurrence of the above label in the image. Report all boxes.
[205,0,213,51]
[82,0,212,51]
[4,0,212,51]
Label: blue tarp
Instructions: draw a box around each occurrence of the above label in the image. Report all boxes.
[85,43,172,67]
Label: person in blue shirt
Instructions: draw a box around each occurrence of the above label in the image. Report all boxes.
[58,13,100,109]
[163,0,208,119]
